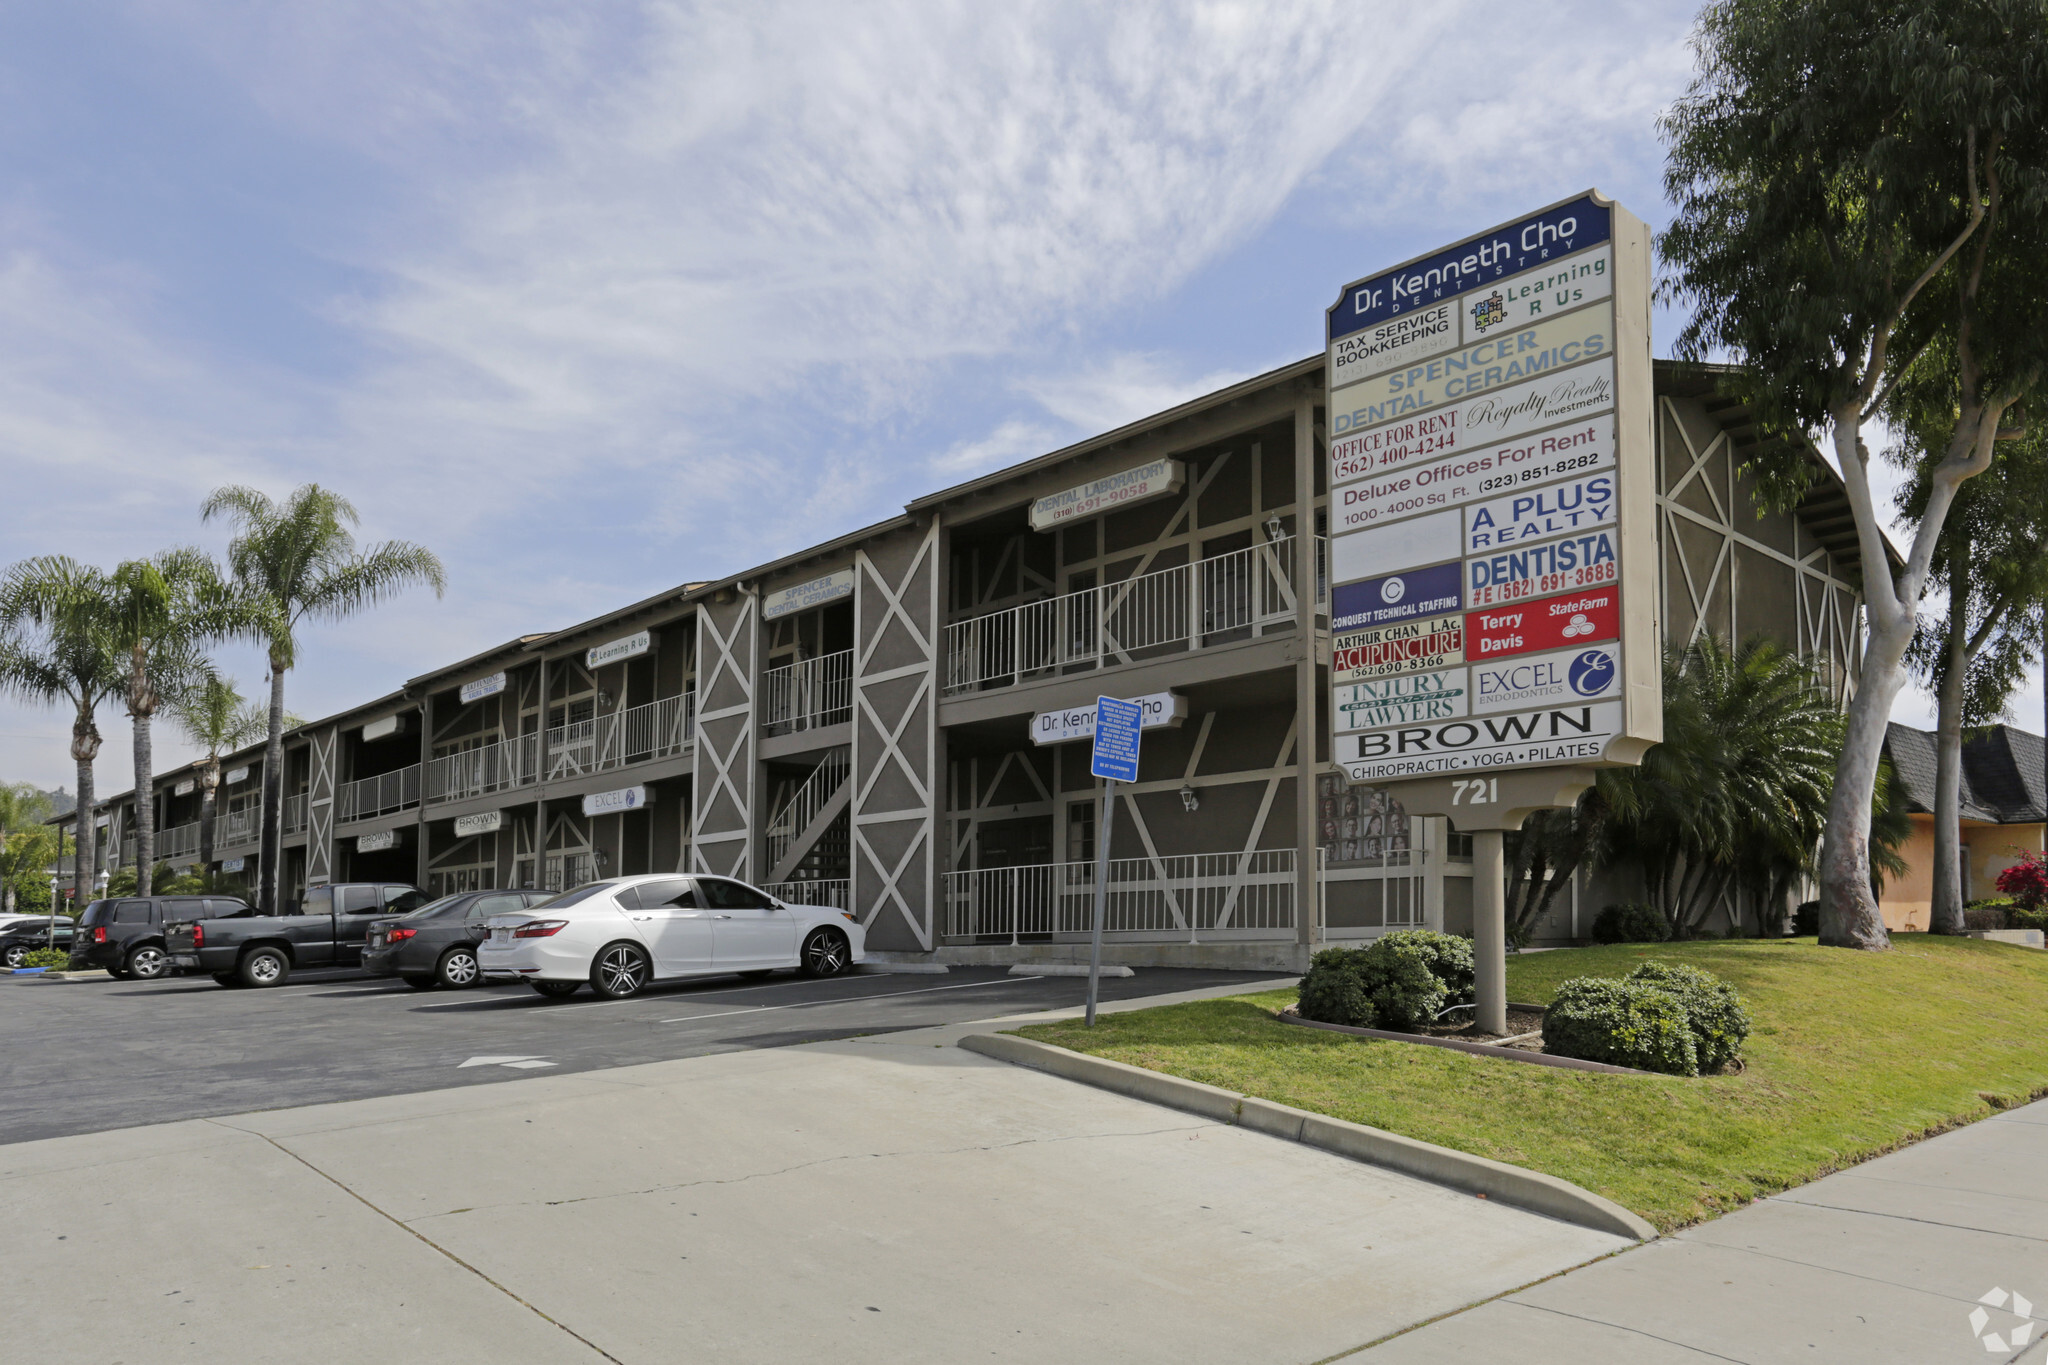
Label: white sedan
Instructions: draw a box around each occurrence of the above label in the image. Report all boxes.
[477,874,864,1000]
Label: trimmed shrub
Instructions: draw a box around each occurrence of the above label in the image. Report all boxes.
[2012,906,2048,934]
[20,948,68,969]
[1296,944,1446,1031]
[1591,902,1668,944]
[1627,962,1751,1072]
[1792,900,1820,936]
[1541,977,1700,1076]
[1376,930,1475,1006]
[1964,904,2012,931]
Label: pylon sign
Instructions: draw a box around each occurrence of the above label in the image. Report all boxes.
[1325,190,1660,785]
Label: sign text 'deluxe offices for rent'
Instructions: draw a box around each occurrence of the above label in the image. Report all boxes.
[1325,192,1656,784]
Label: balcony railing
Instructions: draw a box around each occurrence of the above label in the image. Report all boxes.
[427,732,541,805]
[546,691,695,781]
[283,793,308,835]
[221,806,257,847]
[760,651,852,734]
[759,877,850,909]
[942,849,1302,943]
[338,765,422,823]
[943,536,1324,696]
[158,822,200,861]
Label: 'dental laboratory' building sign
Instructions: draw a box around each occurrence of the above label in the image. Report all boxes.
[1324,191,1660,784]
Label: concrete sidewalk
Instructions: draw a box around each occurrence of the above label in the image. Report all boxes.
[1365,1098,2048,1364]
[1,981,1626,1364]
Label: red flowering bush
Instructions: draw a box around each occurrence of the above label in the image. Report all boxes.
[1993,852,2048,912]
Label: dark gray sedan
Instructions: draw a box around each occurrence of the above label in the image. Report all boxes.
[360,890,554,989]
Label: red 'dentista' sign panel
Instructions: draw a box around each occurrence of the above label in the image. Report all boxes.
[1465,588,1619,661]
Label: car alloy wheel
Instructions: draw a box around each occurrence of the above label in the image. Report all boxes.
[238,947,289,988]
[591,943,649,999]
[126,946,169,980]
[438,949,480,988]
[800,929,849,978]
[3,945,25,969]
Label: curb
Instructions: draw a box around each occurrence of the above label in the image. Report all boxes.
[1007,964,1134,978]
[958,1032,1656,1243]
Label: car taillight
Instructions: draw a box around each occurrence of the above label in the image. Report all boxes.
[512,920,568,938]
[191,923,204,948]
[387,927,416,943]
[93,926,107,943]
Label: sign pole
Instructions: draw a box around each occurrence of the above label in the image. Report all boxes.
[1086,777,1118,1026]
[1471,829,1508,1034]
[1083,694,1143,1027]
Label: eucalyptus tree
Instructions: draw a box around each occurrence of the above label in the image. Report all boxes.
[1660,0,2048,948]
[0,557,124,909]
[107,549,238,893]
[1893,415,2048,933]
[201,485,445,912]
[168,677,283,870]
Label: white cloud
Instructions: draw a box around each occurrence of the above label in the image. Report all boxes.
[3,0,1757,785]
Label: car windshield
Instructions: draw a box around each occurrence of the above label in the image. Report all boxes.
[400,895,471,922]
[525,883,617,910]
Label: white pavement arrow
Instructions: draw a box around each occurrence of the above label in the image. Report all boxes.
[457,1055,556,1069]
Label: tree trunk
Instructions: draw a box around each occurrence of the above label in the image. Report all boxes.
[131,707,155,896]
[197,758,219,872]
[1929,572,1971,935]
[1818,618,1909,950]
[259,660,287,914]
[72,706,100,911]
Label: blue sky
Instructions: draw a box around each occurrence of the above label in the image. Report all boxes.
[0,0,1947,794]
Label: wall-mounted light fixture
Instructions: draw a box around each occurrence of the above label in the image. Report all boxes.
[1179,783,1200,813]
[597,690,616,710]
[1264,513,1284,542]
[593,849,611,868]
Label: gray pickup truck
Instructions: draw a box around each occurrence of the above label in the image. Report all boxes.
[166,882,431,988]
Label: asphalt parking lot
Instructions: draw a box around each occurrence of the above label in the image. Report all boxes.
[0,965,1278,1145]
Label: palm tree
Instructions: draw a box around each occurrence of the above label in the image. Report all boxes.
[107,549,235,894]
[168,676,282,870]
[201,485,445,912]
[0,557,124,910]
[0,782,56,913]
[1604,635,1844,937]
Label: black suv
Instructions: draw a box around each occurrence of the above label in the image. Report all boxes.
[71,896,252,979]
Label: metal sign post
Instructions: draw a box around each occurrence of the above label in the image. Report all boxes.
[1087,696,1143,1025]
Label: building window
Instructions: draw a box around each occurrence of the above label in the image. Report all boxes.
[1066,803,1093,864]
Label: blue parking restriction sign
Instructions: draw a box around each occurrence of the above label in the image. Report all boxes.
[1090,696,1142,784]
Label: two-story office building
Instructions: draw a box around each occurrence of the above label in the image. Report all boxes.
[59,356,1868,966]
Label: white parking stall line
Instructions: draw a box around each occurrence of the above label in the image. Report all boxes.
[415,970,907,1011]
[656,976,1032,1023]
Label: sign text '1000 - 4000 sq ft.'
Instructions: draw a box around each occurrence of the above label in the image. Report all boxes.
[1325,192,1653,784]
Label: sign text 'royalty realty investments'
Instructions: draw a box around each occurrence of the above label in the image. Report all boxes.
[1325,191,1655,784]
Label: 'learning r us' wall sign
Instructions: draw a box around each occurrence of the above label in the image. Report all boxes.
[1324,190,1661,786]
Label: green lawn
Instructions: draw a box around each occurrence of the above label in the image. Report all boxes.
[1015,937,2048,1231]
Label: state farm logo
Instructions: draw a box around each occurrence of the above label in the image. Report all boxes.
[1561,612,1595,639]
[1969,1286,2038,1353]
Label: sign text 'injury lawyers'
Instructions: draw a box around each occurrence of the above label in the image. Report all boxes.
[1324,190,1656,784]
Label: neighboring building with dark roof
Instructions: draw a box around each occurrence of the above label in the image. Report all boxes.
[1880,722,2047,931]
